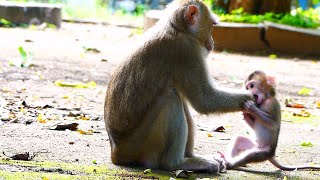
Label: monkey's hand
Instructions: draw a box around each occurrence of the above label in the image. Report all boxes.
[244,100,259,114]
[239,91,255,110]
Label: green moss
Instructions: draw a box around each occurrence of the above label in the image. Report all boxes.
[0,159,171,179]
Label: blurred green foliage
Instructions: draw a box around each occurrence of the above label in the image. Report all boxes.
[4,0,320,28]
[217,7,320,28]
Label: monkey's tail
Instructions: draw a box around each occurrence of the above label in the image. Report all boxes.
[269,158,320,171]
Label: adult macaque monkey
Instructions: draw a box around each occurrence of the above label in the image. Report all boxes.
[104,0,253,173]
[221,71,320,171]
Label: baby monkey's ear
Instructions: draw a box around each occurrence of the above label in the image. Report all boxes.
[266,76,277,87]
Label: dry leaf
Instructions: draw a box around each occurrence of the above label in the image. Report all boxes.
[37,114,47,123]
[293,110,311,117]
[78,129,93,135]
[50,123,79,131]
[80,116,90,120]
[285,97,305,108]
[83,47,101,54]
[316,102,320,109]
[213,126,225,132]
[24,39,34,43]
[143,168,152,174]
[5,152,35,161]
[207,133,213,137]
[54,80,96,88]
[175,170,188,178]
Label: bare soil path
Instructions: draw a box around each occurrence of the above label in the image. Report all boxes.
[0,23,319,179]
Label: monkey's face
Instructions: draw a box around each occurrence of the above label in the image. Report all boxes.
[245,80,265,105]
[196,3,219,51]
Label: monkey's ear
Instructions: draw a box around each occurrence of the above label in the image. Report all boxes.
[185,5,198,25]
[266,76,277,87]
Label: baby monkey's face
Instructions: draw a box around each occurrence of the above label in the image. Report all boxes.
[245,79,265,105]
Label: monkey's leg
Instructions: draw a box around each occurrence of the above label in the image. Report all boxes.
[228,146,271,169]
[157,90,224,173]
[183,102,195,158]
[228,136,256,158]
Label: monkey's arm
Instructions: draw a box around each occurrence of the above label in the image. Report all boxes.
[244,100,276,129]
[243,113,255,129]
[174,55,253,114]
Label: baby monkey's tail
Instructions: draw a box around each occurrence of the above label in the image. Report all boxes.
[269,158,320,171]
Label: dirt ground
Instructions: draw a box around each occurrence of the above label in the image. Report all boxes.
[0,23,320,179]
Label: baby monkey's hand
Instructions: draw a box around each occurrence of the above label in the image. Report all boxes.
[244,100,258,114]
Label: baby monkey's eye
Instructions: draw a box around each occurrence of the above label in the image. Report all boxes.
[250,84,254,88]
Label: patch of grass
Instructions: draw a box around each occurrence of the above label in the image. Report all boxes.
[217,8,320,28]
[0,159,170,179]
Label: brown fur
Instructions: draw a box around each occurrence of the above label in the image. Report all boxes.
[104,0,252,173]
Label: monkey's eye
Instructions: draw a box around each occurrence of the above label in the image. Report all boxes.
[250,84,254,88]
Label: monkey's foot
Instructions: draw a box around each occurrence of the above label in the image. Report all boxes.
[213,153,227,173]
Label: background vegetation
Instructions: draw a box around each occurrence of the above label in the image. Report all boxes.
[2,0,320,28]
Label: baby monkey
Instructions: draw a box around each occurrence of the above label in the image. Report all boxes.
[220,70,320,170]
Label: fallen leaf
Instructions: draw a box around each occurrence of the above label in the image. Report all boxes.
[16,46,33,67]
[50,123,79,131]
[24,39,33,43]
[268,54,277,59]
[78,129,93,135]
[143,168,152,174]
[212,126,225,132]
[207,133,213,137]
[283,176,288,180]
[83,47,101,54]
[316,102,320,109]
[54,80,96,88]
[92,160,97,164]
[69,142,75,145]
[20,107,25,113]
[67,111,82,117]
[293,110,311,117]
[57,107,81,111]
[4,152,35,161]
[300,141,313,147]
[175,170,190,178]
[298,87,313,96]
[79,116,90,120]
[285,97,305,108]
[37,114,47,123]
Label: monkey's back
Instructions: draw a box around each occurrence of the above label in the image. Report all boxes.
[104,34,180,136]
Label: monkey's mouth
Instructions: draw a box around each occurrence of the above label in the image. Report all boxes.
[253,94,259,103]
